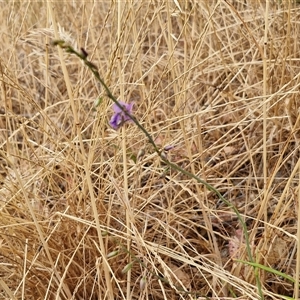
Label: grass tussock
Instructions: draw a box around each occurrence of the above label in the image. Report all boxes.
[1,1,300,299]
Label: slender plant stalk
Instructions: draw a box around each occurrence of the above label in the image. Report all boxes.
[54,40,262,298]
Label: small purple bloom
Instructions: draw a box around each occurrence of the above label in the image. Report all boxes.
[164,145,175,151]
[109,101,134,130]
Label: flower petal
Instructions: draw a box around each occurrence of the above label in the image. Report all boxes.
[109,101,134,130]
[109,113,122,130]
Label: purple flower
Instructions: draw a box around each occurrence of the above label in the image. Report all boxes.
[164,145,175,151]
[109,101,134,130]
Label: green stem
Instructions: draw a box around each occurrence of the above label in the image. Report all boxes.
[54,40,263,298]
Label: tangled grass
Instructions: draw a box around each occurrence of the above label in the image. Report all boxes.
[1,1,300,299]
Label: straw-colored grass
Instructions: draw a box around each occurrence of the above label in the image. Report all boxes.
[1,1,300,299]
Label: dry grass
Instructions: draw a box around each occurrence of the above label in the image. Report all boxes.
[1,1,300,299]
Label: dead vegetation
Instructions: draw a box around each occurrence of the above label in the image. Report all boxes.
[1,1,300,299]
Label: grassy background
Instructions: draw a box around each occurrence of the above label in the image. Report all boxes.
[1,1,300,299]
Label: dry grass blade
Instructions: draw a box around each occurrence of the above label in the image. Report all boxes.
[1,1,300,300]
